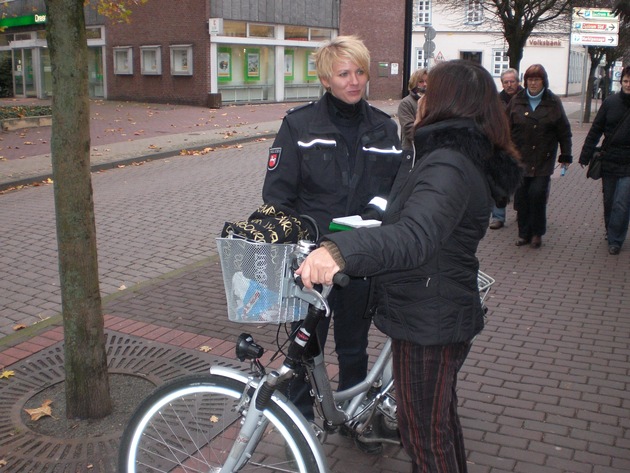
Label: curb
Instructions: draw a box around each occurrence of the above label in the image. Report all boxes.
[0,122,282,192]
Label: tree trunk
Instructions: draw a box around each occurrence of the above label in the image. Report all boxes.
[45,0,112,419]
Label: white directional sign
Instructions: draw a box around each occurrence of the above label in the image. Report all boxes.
[573,22,619,33]
[571,33,619,46]
[571,8,619,47]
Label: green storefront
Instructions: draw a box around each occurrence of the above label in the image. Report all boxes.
[0,13,105,99]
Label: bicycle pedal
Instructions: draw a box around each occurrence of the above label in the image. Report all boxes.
[358,422,401,445]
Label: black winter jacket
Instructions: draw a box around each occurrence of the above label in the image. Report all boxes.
[324,119,522,345]
[579,91,630,177]
[506,89,572,176]
[262,94,402,233]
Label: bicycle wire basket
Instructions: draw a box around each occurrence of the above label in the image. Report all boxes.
[477,270,495,305]
[216,236,310,324]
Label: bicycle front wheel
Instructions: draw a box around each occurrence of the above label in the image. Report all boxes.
[119,373,323,473]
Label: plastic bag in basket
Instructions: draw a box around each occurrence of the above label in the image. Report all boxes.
[232,272,282,322]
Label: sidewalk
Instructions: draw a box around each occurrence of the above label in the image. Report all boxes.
[2,95,628,473]
[0,97,403,190]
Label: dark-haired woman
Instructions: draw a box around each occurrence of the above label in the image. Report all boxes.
[506,64,573,249]
[579,65,630,255]
[296,60,522,473]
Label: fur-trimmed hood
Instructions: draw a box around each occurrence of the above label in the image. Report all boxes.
[414,118,523,207]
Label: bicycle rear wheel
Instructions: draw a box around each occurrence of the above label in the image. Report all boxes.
[119,373,322,473]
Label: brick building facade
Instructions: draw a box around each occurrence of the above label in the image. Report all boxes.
[0,0,408,105]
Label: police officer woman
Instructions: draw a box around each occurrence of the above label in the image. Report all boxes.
[262,35,403,454]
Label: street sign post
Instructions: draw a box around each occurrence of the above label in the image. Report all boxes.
[571,7,619,47]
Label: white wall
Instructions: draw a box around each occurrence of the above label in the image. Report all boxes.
[411,3,585,96]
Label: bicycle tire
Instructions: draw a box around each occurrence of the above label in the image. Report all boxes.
[118,373,322,473]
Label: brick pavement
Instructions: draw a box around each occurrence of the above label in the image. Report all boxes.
[1,96,630,472]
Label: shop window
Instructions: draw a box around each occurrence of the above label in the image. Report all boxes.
[86,27,103,40]
[223,21,246,37]
[141,46,161,75]
[285,26,308,41]
[170,45,192,76]
[114,47,133,75]
[310,28,333,41]
[248,24,274,38]
[460,51,482,64]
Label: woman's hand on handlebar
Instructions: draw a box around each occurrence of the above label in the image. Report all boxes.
[295,247,340,289]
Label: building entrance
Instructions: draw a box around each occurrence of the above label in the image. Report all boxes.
[13,48,36,97]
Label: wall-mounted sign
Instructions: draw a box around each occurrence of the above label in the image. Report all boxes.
[209,18,223,35]
[0,14,46,28]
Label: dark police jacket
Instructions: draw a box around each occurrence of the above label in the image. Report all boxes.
[262,94,402,234]
[324,119,522,345]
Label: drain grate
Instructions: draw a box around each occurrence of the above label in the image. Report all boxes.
[0,330,244,473]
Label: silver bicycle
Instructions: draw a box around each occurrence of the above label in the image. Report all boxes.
[118,238,494,472]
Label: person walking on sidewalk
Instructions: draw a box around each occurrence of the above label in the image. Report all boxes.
[507,64,572,249]
[398,68,428,150]
[295,60,522,473]
[262,35,403,454]
[490,68,523,230]
[579,65,630,255]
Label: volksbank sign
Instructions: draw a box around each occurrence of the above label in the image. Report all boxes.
[0,14,47,28]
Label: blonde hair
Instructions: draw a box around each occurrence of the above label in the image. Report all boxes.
[313,35,370,83]
[408,68,428,92]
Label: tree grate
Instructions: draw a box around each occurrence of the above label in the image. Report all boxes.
[0,329,244,472]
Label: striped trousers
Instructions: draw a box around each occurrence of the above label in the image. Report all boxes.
[392,339,471,473]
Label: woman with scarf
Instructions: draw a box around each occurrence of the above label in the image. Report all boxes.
[296,60,522,473]
[506,64,573,249]
[398,68,428,150]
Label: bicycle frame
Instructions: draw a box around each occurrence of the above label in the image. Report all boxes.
[209,364,329,473]
[306,337,394,432]
[207,264,494,472]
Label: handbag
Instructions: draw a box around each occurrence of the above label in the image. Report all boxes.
[586,148,604,180]
[587,106,630,180]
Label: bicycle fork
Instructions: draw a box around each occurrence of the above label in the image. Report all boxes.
[217,366,294,472]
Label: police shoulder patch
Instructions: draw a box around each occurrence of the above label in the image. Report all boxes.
[268,147,282,170]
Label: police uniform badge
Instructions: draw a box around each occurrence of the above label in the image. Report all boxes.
[267,147,282,171]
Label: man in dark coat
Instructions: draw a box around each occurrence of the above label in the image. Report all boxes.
[490,67,523,230]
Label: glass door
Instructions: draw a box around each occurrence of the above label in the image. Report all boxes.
[12,49,36,97]
[23,48,35,97]
[13,49,24,96]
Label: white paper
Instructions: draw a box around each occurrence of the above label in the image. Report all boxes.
[332,215,382,228]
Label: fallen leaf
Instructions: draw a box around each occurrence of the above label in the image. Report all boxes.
[0,370,15,379]
[199,346,212,352]
[25,399,53,421]
[209,415,219,423]
[23,141,34,145]
[119,284,127,290]
[13,324,26,331]
[0,459,7,466]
